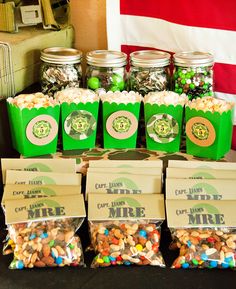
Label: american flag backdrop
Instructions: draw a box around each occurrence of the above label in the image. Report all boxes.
[106,0,236,147]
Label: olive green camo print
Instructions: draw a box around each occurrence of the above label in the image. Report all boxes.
[147,113,179,144]
[112,116,132,133]
[191,122,210,140]
[33,121,51,139]
[64,110,96,140]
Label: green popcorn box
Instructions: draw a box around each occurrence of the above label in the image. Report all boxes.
[144,103,184,152]
[102,102,141,148]
[55,88,100,150]
[60,101,99,150]
[101,91,142,148]
[7,97,60,157]
[185,105,234,160]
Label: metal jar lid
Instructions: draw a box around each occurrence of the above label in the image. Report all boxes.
[40,47,82,64]
[173,51,214,67]
[130,50,171,67]
[86,50,127,67]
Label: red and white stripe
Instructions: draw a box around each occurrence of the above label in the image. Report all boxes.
[106,0,236,123]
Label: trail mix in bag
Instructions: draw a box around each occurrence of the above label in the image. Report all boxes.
[88,194,165,267]
[4,195,86,269]
[166,199,236,269]
[2,184,81,256]
[171,227,236,269]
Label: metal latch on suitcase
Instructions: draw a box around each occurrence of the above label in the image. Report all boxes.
[15,5,43,31]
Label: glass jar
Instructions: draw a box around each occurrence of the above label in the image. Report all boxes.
[85,50,127,92]
[129,50,171,96]
[40,47,82,97]
[173,51,214,100]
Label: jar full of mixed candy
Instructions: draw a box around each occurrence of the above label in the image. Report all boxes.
[40,47,82,97]
[173,51,214,100]
[129,50,171,96]
[85,50,127,92]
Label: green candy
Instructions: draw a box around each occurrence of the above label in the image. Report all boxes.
[69,243,75,249]
[110,85,120,92]
[203,83,209,90]
[118,81,125,90]
[9,260,17,269]
[192,259,199,266]
[49,240,55,247]
[177,87,183,94]
[174,72,178,80]
[229,260,235,268]
[181,79,186,85]
[103,256,110,263]
[189,83,195,89]
[111,74,122,85]
[87,77,101,90]
[185,73,191,79]
[111,74,125,90]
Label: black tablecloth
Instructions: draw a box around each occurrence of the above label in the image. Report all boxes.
[1,257,235,289]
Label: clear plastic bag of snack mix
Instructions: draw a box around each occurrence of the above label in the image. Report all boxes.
[4,195,86,269]
[89,220,165,268]
[7,217,85,269]
[170,228,236,269]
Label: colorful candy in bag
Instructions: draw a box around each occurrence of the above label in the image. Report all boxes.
[2,184,82,256]
[166,199,236,269]
[4,195,86,269]
[171,228,236,269]
[88,194,165,267]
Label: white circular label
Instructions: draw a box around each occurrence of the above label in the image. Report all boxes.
[26,115,58,146]
[106,110,138,140]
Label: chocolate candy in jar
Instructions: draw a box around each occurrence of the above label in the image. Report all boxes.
[129,50,171,96]
[86,50,127,92]
[40,47,82,97]
[173,51,214,100]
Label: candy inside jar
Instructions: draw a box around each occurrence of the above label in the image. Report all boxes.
[85,50,127,92]
[40,47,82,97]
[173,51,214,100]
[129,50,171,96]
